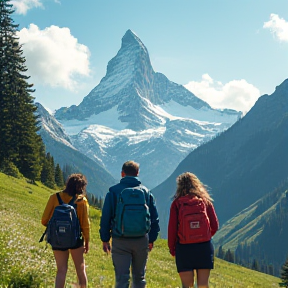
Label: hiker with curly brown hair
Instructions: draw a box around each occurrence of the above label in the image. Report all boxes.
[41,173,90,288]
[168,172,219,288]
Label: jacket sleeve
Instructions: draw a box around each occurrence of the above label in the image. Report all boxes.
[77,197,90,242]
[99,191,114,242]
[148,192,160,243]
[41,194,55,227]
[168,200,178,256]
[207,202,219,237]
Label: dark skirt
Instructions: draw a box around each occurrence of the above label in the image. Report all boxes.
[175,240,214,272]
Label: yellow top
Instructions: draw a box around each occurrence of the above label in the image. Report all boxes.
[41,191,90,242]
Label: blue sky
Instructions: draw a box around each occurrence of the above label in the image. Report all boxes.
[11,0,288,113]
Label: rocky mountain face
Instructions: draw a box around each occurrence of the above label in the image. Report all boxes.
[36,103,116,196]
[152,78,288,236]
[51,29,241,188]
[36,103,73,148]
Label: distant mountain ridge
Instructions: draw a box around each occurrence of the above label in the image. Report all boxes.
[36,103,116,197]
[50,29,241,188]
[152,78,288,235]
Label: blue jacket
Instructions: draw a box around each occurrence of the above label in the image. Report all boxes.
[99,176,160,243]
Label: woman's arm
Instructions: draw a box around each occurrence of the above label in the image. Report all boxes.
[41,194,55,226]
[207,202,219,237]
[78,197,90,252]
[168,200,178,256]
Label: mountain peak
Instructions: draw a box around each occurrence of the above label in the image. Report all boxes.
[275,78,288,92]
[123,29,137,38]
[121,29,147,52]
[55,29,240,132]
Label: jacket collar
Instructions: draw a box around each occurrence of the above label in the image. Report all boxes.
[120,176,141,186]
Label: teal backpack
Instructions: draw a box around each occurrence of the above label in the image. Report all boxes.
[112,186,151,237]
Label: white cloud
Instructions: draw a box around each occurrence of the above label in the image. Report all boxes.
[263,14,288,42]
[17,24,91,90]
[184,74,261,113]
[11,0,43,15]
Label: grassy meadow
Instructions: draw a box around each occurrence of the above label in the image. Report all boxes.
[0,172,281,287]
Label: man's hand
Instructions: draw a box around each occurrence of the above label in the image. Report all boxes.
[148,242,153,252]
[102,242,111,254]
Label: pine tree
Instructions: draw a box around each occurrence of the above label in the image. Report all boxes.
[49,154,55,181]
[0,0,42,181]
[55,163,64,188]
[280,256,288,287]
[94,195,99,208]
[40,153,56,189]
[90,193,95,205]
[268,263,274,276]
[252,259,259,271]
[0,0,17,163]
[62,163,76,184]
[224,249,235,263]
[99,197,104,209]
[217,245,225,259]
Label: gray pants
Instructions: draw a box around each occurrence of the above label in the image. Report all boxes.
[112,235,149,288]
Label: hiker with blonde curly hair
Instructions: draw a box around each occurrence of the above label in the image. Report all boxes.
[168,172,219,288]
[41,173,90,288]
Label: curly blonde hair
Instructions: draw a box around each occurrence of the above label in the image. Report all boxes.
[173,172,213,203]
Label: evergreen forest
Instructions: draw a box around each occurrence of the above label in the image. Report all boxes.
[1,0,66,190]
[0,0,105,205]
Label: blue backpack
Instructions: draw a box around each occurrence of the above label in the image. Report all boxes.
[112,186,151,237]
[46,193,81,249]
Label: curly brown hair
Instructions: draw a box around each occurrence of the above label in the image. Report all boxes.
[173,172,213,203]
[64,173,88,197]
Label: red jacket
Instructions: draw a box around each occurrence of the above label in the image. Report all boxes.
[168,196,219,256]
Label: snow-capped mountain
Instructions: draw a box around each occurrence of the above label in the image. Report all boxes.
[53,29,241,188]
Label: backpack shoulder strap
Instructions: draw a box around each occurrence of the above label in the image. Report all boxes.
[68,195,77,207]
[39,228,47,243]
[56,193,77,207]
[56,192,64,205]
[138,185,150,206]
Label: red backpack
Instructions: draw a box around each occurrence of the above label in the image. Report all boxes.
[177,195,211,244]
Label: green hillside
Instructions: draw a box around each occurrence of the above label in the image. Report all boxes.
[0,173,281,287]
[213,180,288,275]
[214,183,288,250]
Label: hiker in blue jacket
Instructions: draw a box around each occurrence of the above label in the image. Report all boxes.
[99,160,160,288]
